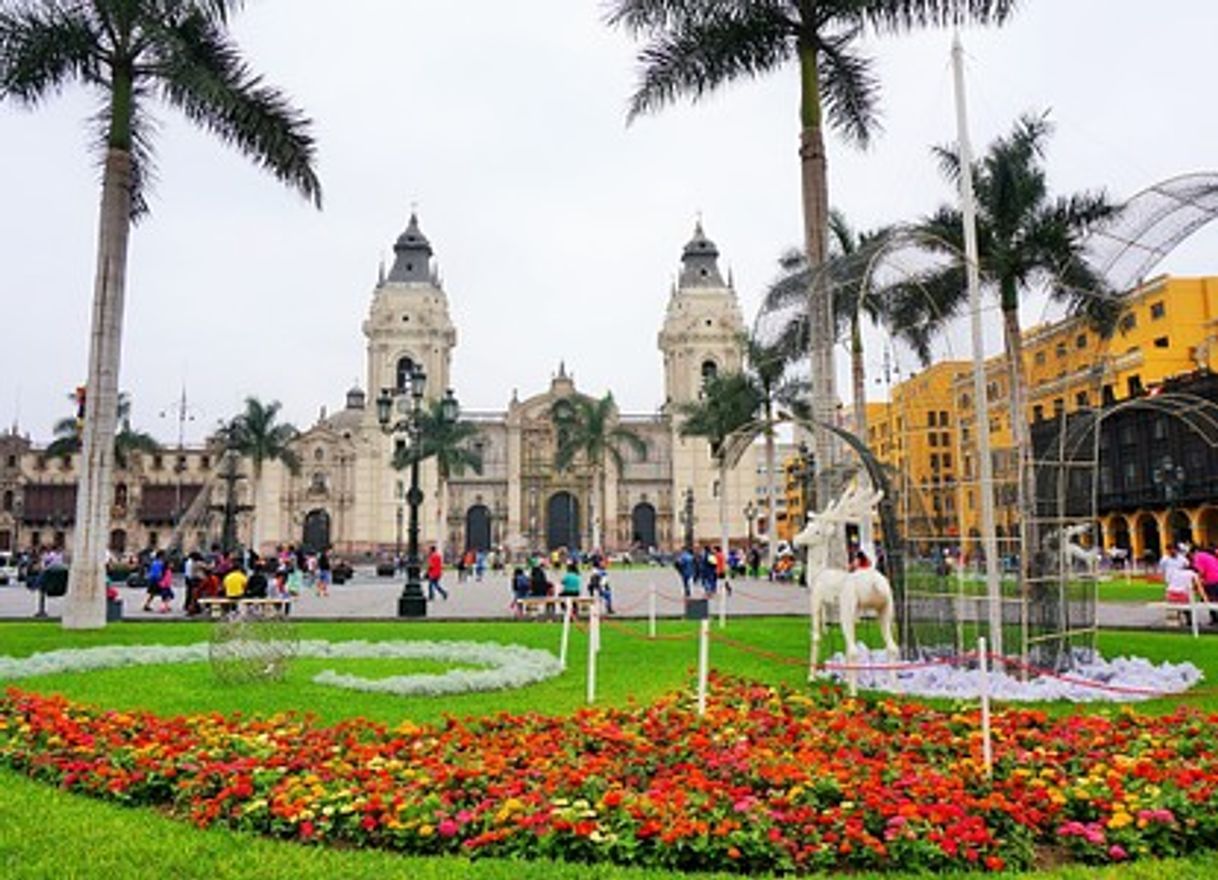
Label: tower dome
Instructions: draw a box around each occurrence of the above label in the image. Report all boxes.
[679,221,725,288]
[387,212,433,283]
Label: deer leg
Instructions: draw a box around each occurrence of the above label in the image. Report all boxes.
[840,593,859,698]
[809,598,823,682]
[879,594,899,689]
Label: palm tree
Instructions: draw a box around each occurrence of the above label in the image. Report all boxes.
[910,111,1116,578]
[740,337,808,569]
[677,371,763,557]
[551,394,646,553]
[394,400,483,556]
[1,2,320,629]
[47,392,160,468]
[608,0,1015,513]
[221,398,301,553]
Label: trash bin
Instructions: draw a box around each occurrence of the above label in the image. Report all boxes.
[39,565,69,598]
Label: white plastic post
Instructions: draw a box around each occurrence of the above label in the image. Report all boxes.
[591,595,601,655]
[718,585,727,629]
[1190,586,1200,638]
[978,635,993,779]
[697,618,710,716]
[559,598,572,669]
[586,601,598,704]
[648,583,657,639]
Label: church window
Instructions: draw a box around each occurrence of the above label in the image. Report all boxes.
[314,447,325,461]
[700,360,718,386]
[395,356,417,392]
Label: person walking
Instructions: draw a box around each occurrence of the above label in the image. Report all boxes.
[426,546,448,601]
[676,547,694,597]
[316,549,332,597]
[1189,546,1218,624]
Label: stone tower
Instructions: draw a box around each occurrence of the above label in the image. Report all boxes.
[359,213,458,548]
[657,222,752,547]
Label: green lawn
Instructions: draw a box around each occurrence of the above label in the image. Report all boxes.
[2,618,1218,878]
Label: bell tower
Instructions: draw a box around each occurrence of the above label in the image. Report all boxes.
[657,221,751,547]
[358,213,458,549]
[658,221,746,409]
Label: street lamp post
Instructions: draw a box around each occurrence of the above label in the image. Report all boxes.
[377,373,461,618]
[743,499,756,548]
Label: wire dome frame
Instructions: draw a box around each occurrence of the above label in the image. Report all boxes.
[1084,172,1218,294]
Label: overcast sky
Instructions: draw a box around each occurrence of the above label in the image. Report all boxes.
[2,1,1216,445]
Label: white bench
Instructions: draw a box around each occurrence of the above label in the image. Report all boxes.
[1147,598,1218,636]
[514,595,595,619]
[198,597,293,619]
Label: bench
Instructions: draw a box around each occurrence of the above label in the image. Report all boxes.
[514,595,596,619]
[1148,599,1218,635]
[198,597,293,619]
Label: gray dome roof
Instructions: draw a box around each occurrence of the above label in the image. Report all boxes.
[679,220,725,288]
[387,212,433,283]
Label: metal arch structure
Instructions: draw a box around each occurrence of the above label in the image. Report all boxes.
[1085,172,1218,294]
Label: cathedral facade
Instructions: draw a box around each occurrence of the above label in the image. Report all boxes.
[256,215,759,557]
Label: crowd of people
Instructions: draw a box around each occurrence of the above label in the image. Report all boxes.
[127,545,338,615]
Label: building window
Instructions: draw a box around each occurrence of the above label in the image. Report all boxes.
[1127,375,1144,397]
[1150,301,1166,320]
[930,453,940,471]
[927,411,937,427]
[943,453,953,470]
[940,431,950,447]
[939,411,949,425]
[1033,404,1044,422]
[1075,391,1089,408]
[1055,343,1067,359]
[700,360,718,387]
[1102,384,1116,405]
[1053,398,1064,418]
[1034,351,1046,366]
[1076,333,1087,349]
[959,393,971,408]
[1119,313,1137,334]
[1154,336,1169,348]
[200,455,211,470]
[5,455,14,468]
[152,454,164,471]
[928,433,938,447]
[395,356,417,393]
[1,491,10,513]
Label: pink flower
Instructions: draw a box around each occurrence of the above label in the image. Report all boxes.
[1108,844,1128,861]
[437,818,459,838]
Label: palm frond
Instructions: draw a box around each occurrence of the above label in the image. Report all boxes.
[622,2,795,121]
[816,27,880,147]
[150,8,321,206]
[0,3,99,105]
[862,0,1019,34]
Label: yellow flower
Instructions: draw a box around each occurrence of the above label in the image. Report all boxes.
[419,824,434,837]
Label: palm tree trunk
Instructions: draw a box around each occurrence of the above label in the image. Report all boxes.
[63,148,133,630]
[248,470,261,554]
[437,474,448,557]
[798,39,836,517]
[590,468,602,552]
[851,314,867,442]
[764,405,777,571]
[1001,292,1037,621]
[718,459,729,561]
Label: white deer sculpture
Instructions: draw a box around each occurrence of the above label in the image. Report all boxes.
[794,484,899,695]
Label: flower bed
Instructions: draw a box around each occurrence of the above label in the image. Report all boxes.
[2,676,1218,873]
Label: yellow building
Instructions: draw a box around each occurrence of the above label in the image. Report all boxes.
[945,275,1218,550]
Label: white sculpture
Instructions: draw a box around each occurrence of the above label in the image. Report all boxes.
[794,484,899,694]
[1043,523,1100,571]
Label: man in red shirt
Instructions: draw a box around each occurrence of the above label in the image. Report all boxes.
[425,546,448,601]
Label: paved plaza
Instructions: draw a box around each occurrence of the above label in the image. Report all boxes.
[0,565,1176,631]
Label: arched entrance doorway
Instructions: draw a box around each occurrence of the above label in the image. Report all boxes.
[1199,508,1218,548]
[546,492,580,551]
[465,504,491,552]
[631,502,657,549]
[1136,513,1160,565]
[1108,514,1130,551]
[302,509,331,553]
[109,529,127,555]
[1169,510,1193,547]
